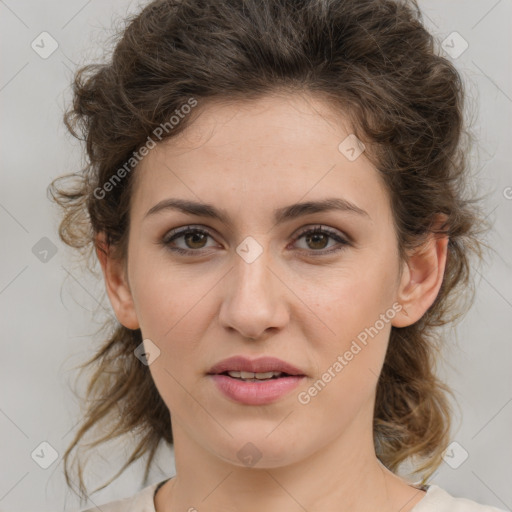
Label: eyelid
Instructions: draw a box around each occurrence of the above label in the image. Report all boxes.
[161,225,220,246]
[289,224,350,254]
[292,224,347,241]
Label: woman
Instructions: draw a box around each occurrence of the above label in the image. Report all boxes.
[49,0,503,510]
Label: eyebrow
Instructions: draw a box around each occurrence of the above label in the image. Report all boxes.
[144,197,370,225]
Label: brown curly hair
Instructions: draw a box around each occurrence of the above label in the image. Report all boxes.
[48,0,489,502]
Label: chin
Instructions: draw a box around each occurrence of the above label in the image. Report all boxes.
[208,431,308,469]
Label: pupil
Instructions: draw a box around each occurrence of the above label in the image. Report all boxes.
[185,232,207,249]
[306,233,328,249]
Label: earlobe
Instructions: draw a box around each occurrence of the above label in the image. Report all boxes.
[392,226,449,328]
[95,232,140,330]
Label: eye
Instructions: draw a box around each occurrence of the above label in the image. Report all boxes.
[291,225,349,255]
[161,226,219,254]
[160,224,350,256]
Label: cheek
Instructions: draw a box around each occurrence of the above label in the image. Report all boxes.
[129,262,219,384]
[298,251,398,398]
[130,254,212,340]
[306,256,398,348]
[299,294,392,428]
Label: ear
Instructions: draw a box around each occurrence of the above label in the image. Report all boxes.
[392,216,449,328]
[95,232,140,330]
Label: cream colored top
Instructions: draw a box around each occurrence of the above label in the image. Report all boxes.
[80,479,507,512]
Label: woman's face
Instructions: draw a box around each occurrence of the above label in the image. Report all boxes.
[105,92,426,468]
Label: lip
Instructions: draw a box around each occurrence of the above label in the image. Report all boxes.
[207,356,306,376]
[209,374,305,405]
[207,355,307,406]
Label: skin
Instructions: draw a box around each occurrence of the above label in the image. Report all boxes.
[97,91,448,512]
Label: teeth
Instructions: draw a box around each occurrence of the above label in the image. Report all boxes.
[227,370,284,380]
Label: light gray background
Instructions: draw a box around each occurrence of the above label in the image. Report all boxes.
[1,1,511,511]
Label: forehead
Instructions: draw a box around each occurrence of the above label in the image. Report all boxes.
[157,92,356,157]
[131,92,390,224]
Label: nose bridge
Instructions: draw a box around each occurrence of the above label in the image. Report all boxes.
[218,236,287,339]
[235,239,270,294]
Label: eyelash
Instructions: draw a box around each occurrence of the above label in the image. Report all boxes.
[160,225,350,256]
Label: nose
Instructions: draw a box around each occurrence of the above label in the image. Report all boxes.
[217,242,289,341]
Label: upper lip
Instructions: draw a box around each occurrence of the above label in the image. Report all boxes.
[207,356,306,376]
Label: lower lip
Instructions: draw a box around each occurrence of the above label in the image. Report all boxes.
[209,374,305,405]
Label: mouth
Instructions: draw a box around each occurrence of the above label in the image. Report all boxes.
[214,370,299,382]
[207,355,307,379]
[206,356,306,405]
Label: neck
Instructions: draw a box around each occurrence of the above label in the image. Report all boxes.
[155,413,426,512]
